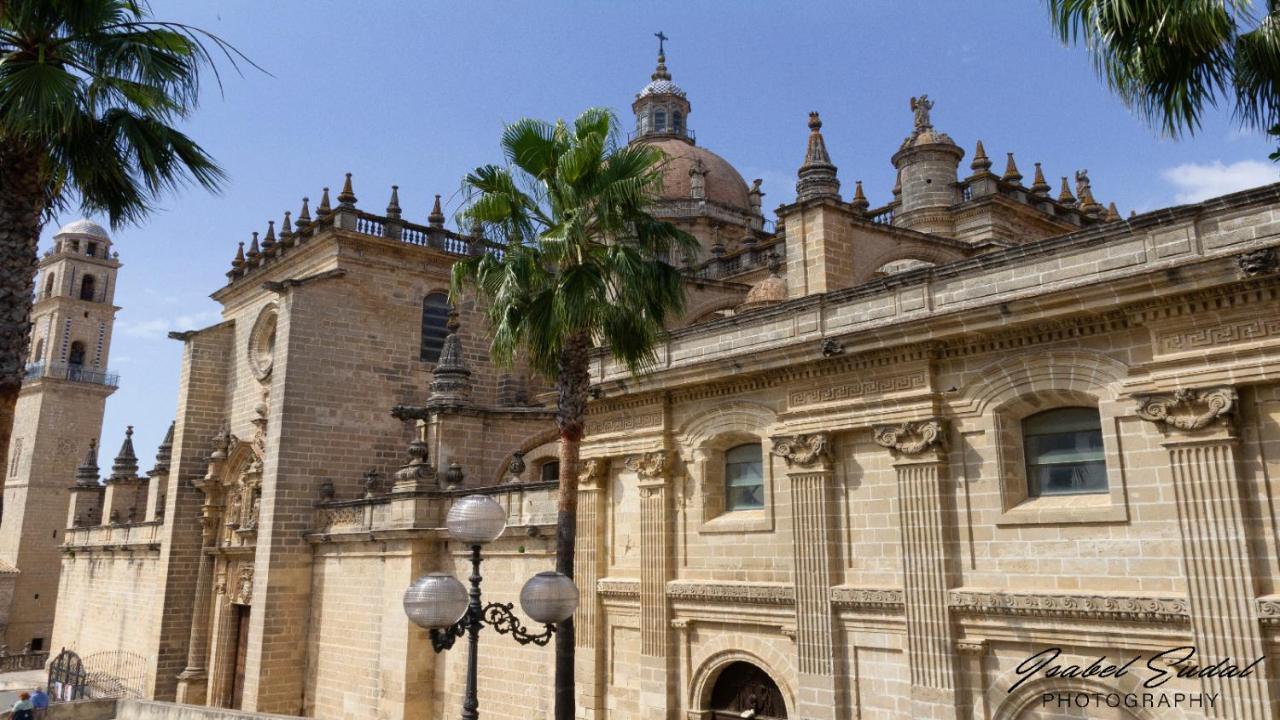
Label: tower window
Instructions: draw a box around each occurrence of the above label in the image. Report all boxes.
[68,341,86,367]
[1023,407,1107,496]
[420,293,451,363]
[724,443,764,511]
[43,274,55,299]
[31,339,44,363]
[672,110,683,134]
[540,461,560,483]
[79,275,95,301]
[86,242,97,258]
[654,110,667,132]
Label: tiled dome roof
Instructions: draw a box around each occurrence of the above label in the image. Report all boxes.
[639,79,686,99]
[55,219,110,241]
[739,272,787,310]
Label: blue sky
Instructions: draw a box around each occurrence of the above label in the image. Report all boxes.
[44,1,1279,460]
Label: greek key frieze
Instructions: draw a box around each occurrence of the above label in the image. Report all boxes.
[787,371,927,409]
[1155,317,1280,354]
[590,412,663,435]
[949,590,1190,624]
[665,581,794,605]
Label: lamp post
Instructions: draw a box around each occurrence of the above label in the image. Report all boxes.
[403,494,578,720]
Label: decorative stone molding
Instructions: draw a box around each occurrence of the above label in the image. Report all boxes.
[624,451,668,480]
[1134,386,1236,432]
[666,581,794,606]
[830,586,905,610]
[231,565,254,606]
[246,304,278,383]
[787,371,927,409]
[579,457,609,488]
[955,639,988,657]
[1255,597,1280,625]
[597,578,640,598]
[1238,247,1279,277]
[769,432,831,468]
[872,418,946,456]
[948,590,1190,624]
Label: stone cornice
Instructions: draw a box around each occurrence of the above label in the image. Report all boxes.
[666,581,794,605]
[949,589,1190,624]
[830,586,905,610]
[597,577,640,598]
[1134,386,1236,432]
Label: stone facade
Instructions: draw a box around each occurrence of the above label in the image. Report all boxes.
[41,48,1280,720]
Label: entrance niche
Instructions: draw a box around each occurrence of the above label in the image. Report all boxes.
[710,661,788,719]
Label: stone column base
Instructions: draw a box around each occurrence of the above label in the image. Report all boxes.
[174,669,208,706]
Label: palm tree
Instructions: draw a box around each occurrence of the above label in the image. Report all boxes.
[0,0,250,482]
[451,107,698,720]
[1047,0,1280,158]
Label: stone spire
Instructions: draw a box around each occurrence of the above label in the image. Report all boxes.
[1002,153,1022,184]
[427,309,472,406]
[428,194,445,228]
[228,242,245,280]
[246,232,261,262]
[261,220,276,256]
[1029,163,1051,195]
[1105,201,1122,221]
[1058,176,1076,205]
[75,439,100,486]
[970,140,992,172]
[280,211,294,248]
[850,180,870,212]
[336,173,357,209]
[795,112,841,203]
[387,185,402,220]
[150,422,175,475]
[1075,170,1104,217]
[317,187,332,218]
[297,197,312,230]
[109,426,140,481]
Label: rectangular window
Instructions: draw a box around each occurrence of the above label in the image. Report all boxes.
[725,444,764,510]
[1023,407,1107,496]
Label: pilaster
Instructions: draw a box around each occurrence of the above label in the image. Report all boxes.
[627,450,674,717]
[771,433,839,720]
[1135,387,1276,718]
[873,419,960,719]
[574,458,609,720]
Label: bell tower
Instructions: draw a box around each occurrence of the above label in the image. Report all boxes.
[0,219,121,650]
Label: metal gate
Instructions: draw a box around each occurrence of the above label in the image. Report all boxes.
[46,648,87,702]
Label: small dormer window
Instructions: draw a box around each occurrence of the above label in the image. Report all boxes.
[654,110,667,132]
[86,242,97,258]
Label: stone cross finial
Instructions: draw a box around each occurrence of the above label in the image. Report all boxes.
[654,31,667,56]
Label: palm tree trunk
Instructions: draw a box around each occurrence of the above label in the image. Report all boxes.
[0,139,44,500]
[554,330,590,720]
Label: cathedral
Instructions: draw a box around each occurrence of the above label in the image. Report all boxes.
[9,46,1280,720]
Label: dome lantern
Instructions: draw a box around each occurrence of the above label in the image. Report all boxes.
[631,34,692,144]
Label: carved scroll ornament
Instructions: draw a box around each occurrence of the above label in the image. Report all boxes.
[624,451,666,480]
[872,418,946,456]
[1134,387,1236,431]
[769,433,831,468]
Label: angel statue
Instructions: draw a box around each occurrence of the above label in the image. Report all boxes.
[910,95,933,130]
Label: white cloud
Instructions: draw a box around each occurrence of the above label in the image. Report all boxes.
[118,309,221,339]
[1162,160,1279,204]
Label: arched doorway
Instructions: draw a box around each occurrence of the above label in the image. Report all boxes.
[709,661,787,719]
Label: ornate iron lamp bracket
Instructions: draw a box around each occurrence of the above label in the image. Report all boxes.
[482,602,556,646]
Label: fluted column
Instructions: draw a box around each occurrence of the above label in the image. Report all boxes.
[627,450,674,717]
[955,640,988,720]
[874,419,960,719]
[205,571,238,708]
[772,433,839,720]
[174,504,219,704]
[574,458,609,720]
[1136,387,1276,718]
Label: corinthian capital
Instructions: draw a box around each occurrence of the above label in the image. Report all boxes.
[624,451,667,480]
[1134,386,1236,432]
[872,418,947,456]
[769,432,831,469]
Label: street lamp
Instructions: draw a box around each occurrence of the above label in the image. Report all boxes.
[403,494,578,720]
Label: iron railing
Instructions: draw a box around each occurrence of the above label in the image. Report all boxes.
[24,362,118,388]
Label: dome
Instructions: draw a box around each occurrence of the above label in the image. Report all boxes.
[639,78,686,99]
[55,219,110,241]
[739,272,787,311]
[898,128,959,152]
[644,138,751,211]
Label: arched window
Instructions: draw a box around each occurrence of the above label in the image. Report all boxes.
[43,274,56,299]
[31,339,44,363]
[420,293,451,362]
[710,661,788,719]
[672,110,684,134]
[79,275,96,301]
[1023,407,1106,496]
[540,461,560,483]
[654,110,667,132]
[68,341,86,367]
[724,443,764,511]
